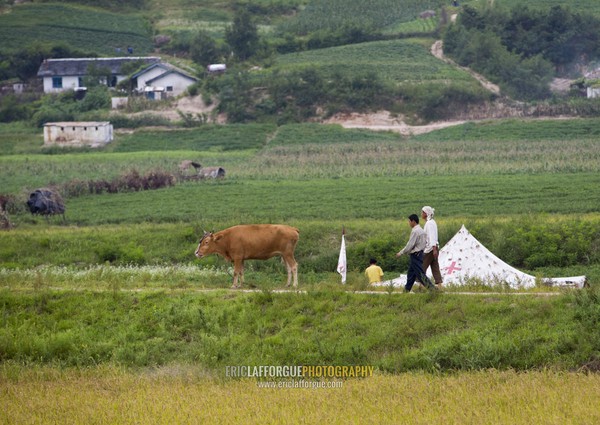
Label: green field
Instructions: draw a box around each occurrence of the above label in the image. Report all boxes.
[2,0,600,421]
[0,3,153,55]
[485,0,600,15]
[1,119,599,284]
[273,39,477,86]
[1,288,598,370]
[281,0,444,34]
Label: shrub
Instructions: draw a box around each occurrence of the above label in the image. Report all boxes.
[60,169,175,197]
[76,86,111,112]
[0,95,33,122]
[107,113,172,129]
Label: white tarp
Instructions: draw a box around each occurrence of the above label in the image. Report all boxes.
[377,225,586,289]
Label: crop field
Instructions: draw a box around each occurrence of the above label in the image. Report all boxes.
[0,3,153,55]
[484,0,600,16]
[281,0,444,34]
[3,0,600,421]
[382,17,437,35]
[274,39,478,86]
[3,288,600,423]
[2,368,599,424]
[2,116,600,421]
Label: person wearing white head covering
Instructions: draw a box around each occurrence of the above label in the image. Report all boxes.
[421,206,442,288]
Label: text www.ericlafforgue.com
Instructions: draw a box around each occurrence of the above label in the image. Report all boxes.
[256,380,344,389]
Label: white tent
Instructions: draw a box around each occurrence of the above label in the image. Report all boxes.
[377,225,586,289]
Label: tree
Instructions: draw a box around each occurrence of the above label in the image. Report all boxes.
[225,9,259,61]
[190,31,220,67]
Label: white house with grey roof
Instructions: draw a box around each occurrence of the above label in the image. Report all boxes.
[37,57,161,93]
[131,62,198,99]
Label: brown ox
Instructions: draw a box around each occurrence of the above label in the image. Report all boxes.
[195,224,299,288]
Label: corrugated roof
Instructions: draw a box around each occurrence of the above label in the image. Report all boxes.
[133,62,198,83]
[37,57,161,77]
[145,69,198,85]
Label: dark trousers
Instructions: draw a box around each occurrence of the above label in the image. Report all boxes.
[405,251,434,292]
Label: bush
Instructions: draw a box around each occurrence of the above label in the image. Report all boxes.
[0,95,33,122]
[60,169,175,197]
[95,243,145,265]
[77,86,111,112]
[106,113,172,128]
[399,83,491,121]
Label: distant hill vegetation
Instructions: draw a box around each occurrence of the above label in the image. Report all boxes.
[444,5,600,100]
[0,3,153,56]
[1,0,600,124]
[12,0,146,11]
[280,0,444,34]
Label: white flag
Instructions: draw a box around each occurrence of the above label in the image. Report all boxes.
[336,231,347,284]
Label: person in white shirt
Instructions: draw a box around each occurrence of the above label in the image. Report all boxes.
[421,206,442,288]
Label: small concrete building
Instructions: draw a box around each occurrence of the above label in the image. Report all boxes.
[587,86,600,99]
[44,122,113,148]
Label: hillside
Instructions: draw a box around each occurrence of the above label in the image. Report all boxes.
[1,0,600,125]
[0,3,153,56]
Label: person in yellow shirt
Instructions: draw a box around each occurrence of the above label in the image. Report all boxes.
[365,258,384,284]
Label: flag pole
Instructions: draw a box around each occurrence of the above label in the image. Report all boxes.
[337,226,347,284]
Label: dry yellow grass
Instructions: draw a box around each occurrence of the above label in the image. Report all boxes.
[2,367,600,424]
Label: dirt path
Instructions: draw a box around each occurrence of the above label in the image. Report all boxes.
[43,286,562,296]
[323,111,468,135]
[431,40,501,95]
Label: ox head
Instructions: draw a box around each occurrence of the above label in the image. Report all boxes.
[195,230,220,258]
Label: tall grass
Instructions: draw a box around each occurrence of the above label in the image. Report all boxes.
[2,121,599,194]
[0,216,598,281]
[1,289,598,370]
[2,368,600,424]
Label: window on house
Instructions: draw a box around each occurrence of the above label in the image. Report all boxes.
[166,86,173,92]
[52,77,63,89]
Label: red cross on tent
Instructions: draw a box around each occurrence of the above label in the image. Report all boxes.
[444,261,461,275]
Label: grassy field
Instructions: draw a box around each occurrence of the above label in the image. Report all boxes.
[1,288,598,370]
[2,115,600,423]
[483,0,600,15]
[2,0,600,421]
[273,39,478,86]
[280,0,444,34]
[1,119,599,279]
[0,3,153,55]
[2,368,600,424]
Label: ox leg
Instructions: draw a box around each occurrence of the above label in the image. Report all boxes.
[284,256,298,288]
[292,260,298,288]
[233,260,244,288]
[285,262,292,287]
